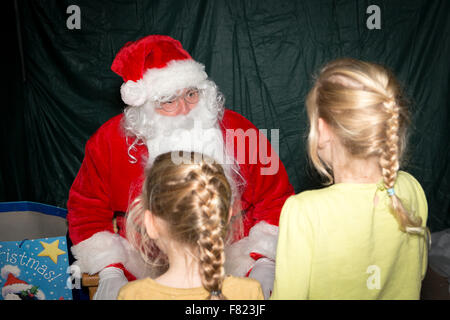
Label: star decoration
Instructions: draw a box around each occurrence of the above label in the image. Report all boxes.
[37,240,66,264]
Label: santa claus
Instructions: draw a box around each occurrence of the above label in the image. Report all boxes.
[67,35,294,299]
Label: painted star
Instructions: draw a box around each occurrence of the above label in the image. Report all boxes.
[37,240,66,264]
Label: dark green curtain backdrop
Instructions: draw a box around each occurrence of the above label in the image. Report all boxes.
[3,0,449,232]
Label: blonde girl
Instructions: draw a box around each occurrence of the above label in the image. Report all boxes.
[118,152,263,300]
[271,58,429,299]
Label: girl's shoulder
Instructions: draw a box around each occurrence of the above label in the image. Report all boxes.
[222,275,264,300]
[396,171,424,189]
[280,189,332,225]
[285,185,339,207]
[117,278,154,300]
[394,171,427,201]
[395,170,428,216]
[223,275,262,288]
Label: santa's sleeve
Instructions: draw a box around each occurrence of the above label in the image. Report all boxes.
[242,127,295,228]
[222,110,295,276]
[67,130,139,278]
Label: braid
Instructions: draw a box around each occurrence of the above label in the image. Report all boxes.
[380,99,400,190]
[189,163,230,300]
[380,99,423,234]
[128,152,232,299]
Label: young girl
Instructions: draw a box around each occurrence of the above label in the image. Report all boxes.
[117,152,264,300]
[271,58,429,300]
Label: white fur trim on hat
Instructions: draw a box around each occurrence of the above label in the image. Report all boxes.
[1,265,20,279]
[2,283,46,300]
[3,283,31,297]
[120,59,208,107]
[143,59,208,98]
[4,293,21,300]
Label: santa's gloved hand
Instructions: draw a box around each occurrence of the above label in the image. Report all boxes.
[248,257,275,300]
[93,266,128,300]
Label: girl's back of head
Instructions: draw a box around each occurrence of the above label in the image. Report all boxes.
[306,58,424,234]
[127,152,232,300]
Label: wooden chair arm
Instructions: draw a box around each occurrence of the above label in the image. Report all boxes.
[82,273,99,300]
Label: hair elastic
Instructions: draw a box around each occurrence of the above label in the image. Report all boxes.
[387,188,395,196]
[210,290,222,296]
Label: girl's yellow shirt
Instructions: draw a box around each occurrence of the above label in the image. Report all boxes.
[271,171,428,300]
[118,275,264,300]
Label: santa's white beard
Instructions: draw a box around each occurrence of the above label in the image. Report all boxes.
[124,91,244,208]
[143,98,228,165]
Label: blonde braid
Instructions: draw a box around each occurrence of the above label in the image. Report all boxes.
[380,99,400,189]
[189,164,230,300]
[380,99,423,234]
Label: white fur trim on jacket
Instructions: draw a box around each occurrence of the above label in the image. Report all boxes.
[70,231,150,278]
[224,221,279,277]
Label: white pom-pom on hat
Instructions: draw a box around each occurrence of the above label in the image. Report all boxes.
[120,80,148,107]
[1,265,20,279]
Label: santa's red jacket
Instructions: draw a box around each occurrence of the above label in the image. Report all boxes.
[67,109,294,279]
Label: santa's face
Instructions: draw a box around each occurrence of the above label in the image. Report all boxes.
[154,88,200,117]
[123,81,222,139]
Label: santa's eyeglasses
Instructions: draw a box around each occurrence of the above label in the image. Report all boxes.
[154,88,201,112]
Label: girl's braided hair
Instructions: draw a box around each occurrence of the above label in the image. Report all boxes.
[306,58,424,234]
[126,151,231,299]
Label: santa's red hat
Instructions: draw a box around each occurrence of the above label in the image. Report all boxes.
[111,35,208,107]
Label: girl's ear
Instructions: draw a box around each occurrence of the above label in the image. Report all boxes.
[318,117,332,148]
[144,209,159,239]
